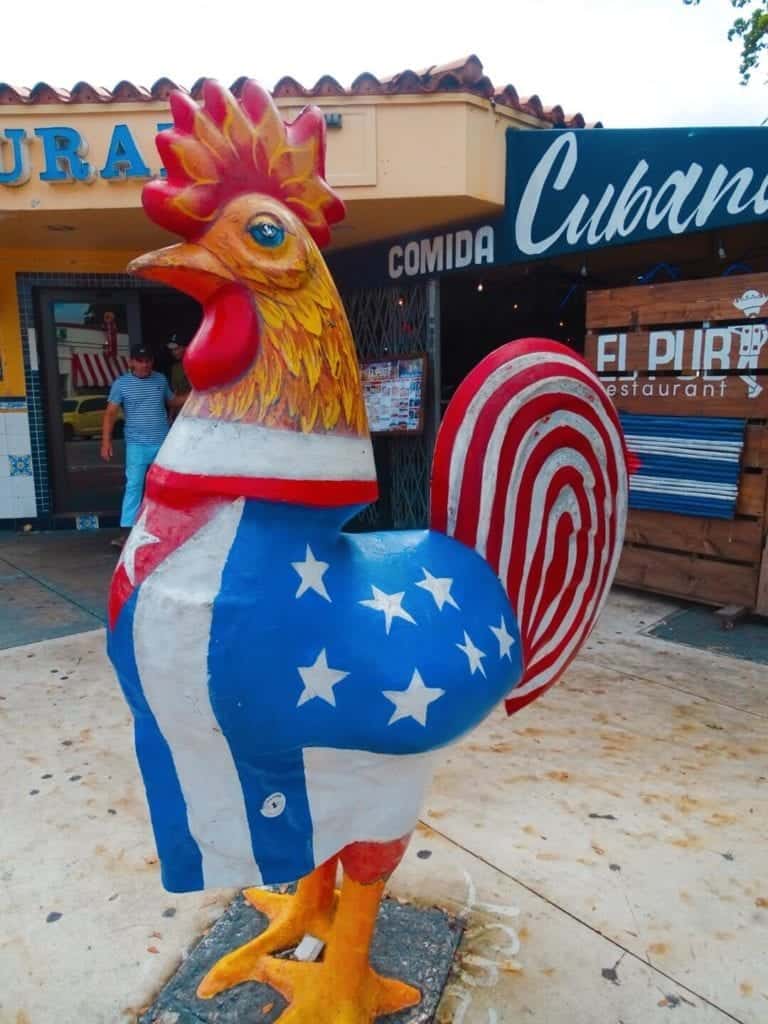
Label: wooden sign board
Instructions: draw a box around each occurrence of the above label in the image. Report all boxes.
[361,353,427,435]
[586,273,768,613]
[586,272,768,329]
[585,273,768,417]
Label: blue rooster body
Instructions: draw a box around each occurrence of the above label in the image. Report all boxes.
[108,496,522,892]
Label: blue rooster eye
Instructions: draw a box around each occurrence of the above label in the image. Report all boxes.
[248,221,286,248]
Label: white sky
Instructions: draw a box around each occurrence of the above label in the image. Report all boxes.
[4,0,766,128]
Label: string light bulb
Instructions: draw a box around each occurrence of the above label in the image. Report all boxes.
[477,282,484,293]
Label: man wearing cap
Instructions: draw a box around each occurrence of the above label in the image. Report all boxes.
[101,345,185,548]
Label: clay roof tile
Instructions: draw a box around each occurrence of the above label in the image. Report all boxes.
[310,74,346,97]
[349,72,383,95]
[272,76,309,98]
[0,83,30,104]
[520,94,544,119]
[110,80,151,101]
[0,57,595,124]
[29,82,69,103]
[150,77,183,101]
[70,81,112,103]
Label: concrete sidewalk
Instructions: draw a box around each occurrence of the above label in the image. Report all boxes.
[0,530,116,648]
[0,564,766,1021]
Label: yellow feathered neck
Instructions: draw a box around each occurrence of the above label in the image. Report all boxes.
[183,254,368,437]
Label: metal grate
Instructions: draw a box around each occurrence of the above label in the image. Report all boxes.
[342,282,438,529]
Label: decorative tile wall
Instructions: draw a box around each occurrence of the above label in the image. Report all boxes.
[0,404,36,519]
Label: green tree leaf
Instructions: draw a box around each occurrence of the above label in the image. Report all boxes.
[684,0,768,83]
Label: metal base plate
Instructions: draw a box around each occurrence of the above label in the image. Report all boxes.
[139,892,464,1024]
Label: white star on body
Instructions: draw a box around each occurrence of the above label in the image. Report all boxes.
[359,586,416,634]
[457,630,487,677]
[416,568,460,611]
[118,508,160,585]
[383,669,445,726]
[292,545,331,602]
[296,649,350,707]
[490,615,516,660]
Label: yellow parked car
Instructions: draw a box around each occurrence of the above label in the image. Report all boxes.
[62,396,124,440]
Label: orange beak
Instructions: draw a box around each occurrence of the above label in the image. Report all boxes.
[129,242,260,392]
[128,243,235,303]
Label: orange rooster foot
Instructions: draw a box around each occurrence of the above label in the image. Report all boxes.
[239,955,421,1024]
[197,860,338,999]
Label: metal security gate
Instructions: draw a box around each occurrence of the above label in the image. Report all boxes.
[342,280,440,530]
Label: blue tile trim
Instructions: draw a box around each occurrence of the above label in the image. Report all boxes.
[16,271,154,517]
[0,397,27,410]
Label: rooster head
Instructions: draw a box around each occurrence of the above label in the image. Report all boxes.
[129,80,367,439]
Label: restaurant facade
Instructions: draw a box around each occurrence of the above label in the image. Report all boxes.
[1,56,766,611]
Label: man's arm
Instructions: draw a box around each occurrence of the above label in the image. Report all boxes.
[166,383,188,412]
[101,402,122,461]
[167,392,188,412]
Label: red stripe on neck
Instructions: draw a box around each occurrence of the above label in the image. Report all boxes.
[146,465,378,507]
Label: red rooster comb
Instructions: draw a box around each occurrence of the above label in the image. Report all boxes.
[143,79,345,248]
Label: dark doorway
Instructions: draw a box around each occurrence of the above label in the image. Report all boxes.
[439,267,586,412]
[37,285,200,517]
[139,290,202,382]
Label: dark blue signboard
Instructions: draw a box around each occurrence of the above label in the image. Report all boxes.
[504,126,768,263]
[328,217,503,289]
[327,126,768,288]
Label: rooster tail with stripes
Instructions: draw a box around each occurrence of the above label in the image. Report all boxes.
[430,338,631,716]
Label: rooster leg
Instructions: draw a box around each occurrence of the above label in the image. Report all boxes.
[197,857,338,999]
[235,868,421,1023]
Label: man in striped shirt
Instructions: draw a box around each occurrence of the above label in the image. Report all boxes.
[101,345,186,547]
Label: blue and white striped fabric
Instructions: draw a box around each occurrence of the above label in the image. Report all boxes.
[619,413,746,520]
[108,372,173,444]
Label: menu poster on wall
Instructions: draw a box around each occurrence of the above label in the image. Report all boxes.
[361,353,427,435]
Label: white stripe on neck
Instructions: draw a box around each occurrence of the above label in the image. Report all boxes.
[155,415,376,482]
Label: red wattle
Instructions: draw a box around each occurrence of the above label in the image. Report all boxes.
[184,283,259,391]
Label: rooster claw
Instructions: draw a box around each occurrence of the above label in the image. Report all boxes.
[197,862,337,999]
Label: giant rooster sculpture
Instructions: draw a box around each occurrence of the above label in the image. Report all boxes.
[107,79,629,1022]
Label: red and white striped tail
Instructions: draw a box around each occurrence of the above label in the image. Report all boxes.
[430,339,629,716]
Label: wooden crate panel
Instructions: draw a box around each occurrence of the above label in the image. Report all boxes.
[617,546,758,608]
[587,272,768,329]
[736,472,768,517]
[744,426,768,469]
[624,509,764,564]
[604,377,768,417]
[757,536,768,616]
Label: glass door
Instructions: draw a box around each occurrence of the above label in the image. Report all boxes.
[38,289,143,516]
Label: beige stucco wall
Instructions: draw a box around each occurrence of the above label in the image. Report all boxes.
[0,93,539,216]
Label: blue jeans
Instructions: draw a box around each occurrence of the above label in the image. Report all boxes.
[121,442,162,527]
